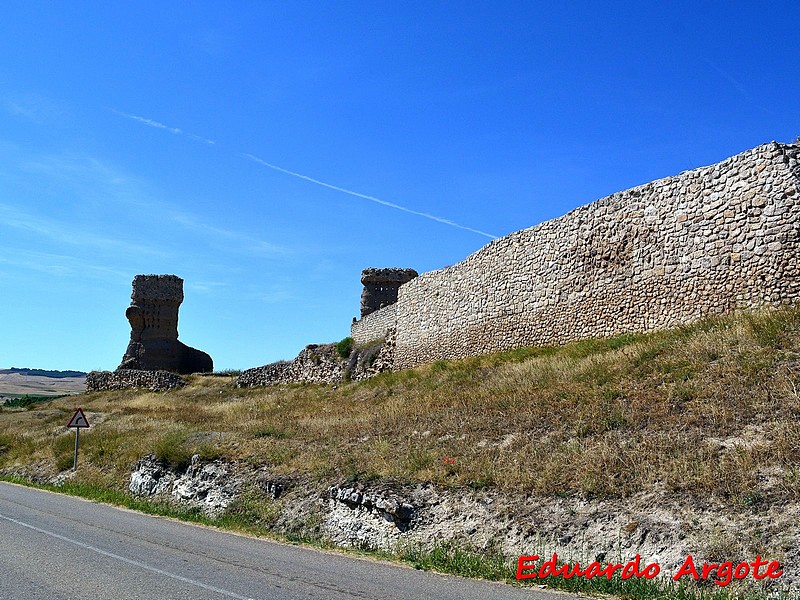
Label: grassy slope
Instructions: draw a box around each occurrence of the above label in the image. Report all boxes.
[1,305,799,503]
[1,306,799,598]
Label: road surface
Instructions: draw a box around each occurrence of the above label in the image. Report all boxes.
[0,481,576,600]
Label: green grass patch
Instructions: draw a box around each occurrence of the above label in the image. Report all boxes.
[250,426,290,440]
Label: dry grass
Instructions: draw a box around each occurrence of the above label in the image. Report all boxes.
[2,305,799,505]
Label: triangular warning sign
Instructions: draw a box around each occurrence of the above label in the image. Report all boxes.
[67,408,90,428]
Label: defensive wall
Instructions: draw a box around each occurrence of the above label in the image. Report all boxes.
[352,141,800,369]
[351,303,397,345]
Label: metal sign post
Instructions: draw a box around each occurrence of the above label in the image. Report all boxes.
[66,408,90,469]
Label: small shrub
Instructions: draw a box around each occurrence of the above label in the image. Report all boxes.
[431,360,448,372]
[405,447,435,475]
[153,431,192,471]
[0,433,13,455]
[3,394,64,408]
[745,311,793,350]
[336,337,354,359]
[219,490,280,529]
[52,434,75,471]
[250,426,289,440]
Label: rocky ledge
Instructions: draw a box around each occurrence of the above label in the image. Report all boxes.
[123,455,799,594]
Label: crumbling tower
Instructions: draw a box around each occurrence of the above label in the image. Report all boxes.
[360,268,418,318]
[118,274,213,374]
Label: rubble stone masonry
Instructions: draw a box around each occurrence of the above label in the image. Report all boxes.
[386,141,800,369]
[351,304,397,346]
[86,369,186,392]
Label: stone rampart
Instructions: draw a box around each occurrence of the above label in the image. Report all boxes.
[392,141,800,369]
[351,304,397,345]
[86,369,186,392]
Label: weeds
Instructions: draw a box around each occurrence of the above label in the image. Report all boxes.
[336,337,354,358]
[153,430,193,471]
[52,433,75,471]
[0,305,798,549]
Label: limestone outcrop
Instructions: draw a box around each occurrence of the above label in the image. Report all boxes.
[118,274,213,374]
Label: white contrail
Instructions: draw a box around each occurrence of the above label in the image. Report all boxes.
[108,108,496,239]
[109,108,183,134]
[702,58,773,114]
[242,153,497,239]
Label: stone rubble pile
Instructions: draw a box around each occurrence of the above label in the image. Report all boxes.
[86,369,186,392]
[235,337,394,388]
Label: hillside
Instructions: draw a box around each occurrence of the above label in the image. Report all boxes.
[1,305,798,597]
[0,368,87,378]
[0,368,86,398]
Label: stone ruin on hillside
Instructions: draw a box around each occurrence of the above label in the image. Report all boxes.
[360,268,418,318]
[235,267,416,388]
[118,274,213,375]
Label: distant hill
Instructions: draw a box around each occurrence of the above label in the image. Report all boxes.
[0,368,86,397]
[0,367,87,378]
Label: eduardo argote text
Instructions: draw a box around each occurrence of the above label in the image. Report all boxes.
[517,553,783,587]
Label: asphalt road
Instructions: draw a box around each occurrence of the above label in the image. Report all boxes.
[0,482,576,600]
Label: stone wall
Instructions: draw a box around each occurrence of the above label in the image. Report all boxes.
[392,141,800,369]
[351,303,397,345]
[236,337,394,388]
[236,345,345,386]
[233,361,292,387]
[86,369,186,392]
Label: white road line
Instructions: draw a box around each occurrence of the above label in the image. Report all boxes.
[0,511,258,600]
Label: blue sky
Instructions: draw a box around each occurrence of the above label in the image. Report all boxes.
[1,1,798,372]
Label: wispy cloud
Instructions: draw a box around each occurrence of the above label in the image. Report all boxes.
[189,134,216,145]
[0,246,132,281]
[3,94,66,124]
[7,148,283,259]
[169,211,288,257]
[19,153,147,208]
[187,280,229,294]
[5,101,39,121]
[108,109,496,239]
[0,202,167,257]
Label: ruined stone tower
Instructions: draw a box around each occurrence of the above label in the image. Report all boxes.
[118,274,213,374]
[360,268,418,318]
